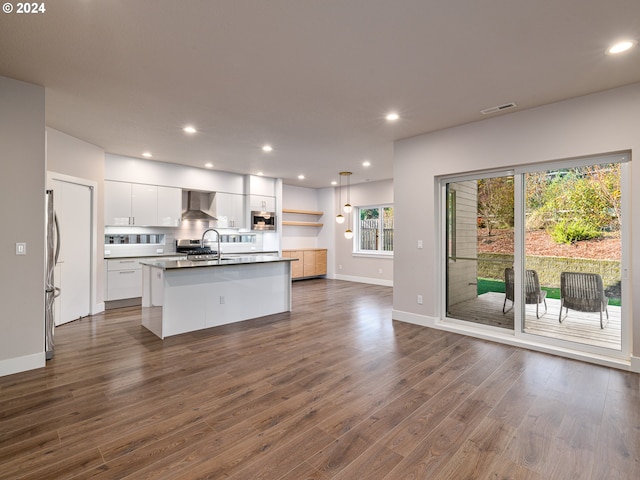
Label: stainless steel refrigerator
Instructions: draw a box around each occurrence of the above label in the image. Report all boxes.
[45,189,61,360]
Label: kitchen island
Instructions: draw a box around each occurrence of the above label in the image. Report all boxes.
[139,256,296,339]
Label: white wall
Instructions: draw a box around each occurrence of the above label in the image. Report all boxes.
[334,179,394,286]
[47,128,106,309]
[0,76,46,376]
[393,82,640,367]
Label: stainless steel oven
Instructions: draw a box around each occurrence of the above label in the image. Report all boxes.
[251,211,276,230]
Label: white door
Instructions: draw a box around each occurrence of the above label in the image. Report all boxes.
[53,179,91,325]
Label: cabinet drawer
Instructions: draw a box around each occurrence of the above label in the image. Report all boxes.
[106,269,142,300]
[107,258,142,271]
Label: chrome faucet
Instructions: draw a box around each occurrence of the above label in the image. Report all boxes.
[201,228,221,260]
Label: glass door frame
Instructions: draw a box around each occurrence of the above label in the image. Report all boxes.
[438,152,630,361]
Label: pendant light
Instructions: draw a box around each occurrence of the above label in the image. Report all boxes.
[335,173,345,224]
[339,172,353,239]
[342,171,352,213]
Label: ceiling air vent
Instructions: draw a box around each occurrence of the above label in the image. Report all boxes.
[480,102,517,115]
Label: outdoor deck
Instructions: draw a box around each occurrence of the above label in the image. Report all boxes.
[447,291,622,351]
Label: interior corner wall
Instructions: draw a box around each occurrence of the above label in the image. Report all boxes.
[393,82,640,360]
[0,76,46,376]
[46,127,106,307]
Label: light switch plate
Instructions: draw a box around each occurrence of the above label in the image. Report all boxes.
[16,242,26,255]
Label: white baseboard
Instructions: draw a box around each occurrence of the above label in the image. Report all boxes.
[631,356,640,373]
[391,309,437,328]
[0,352,45,377]
[334,274,393,287]
[92,302,105,315]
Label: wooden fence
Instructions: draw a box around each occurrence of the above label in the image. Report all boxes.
[360,218,394,251]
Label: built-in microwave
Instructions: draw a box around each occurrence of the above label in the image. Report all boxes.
[251,211,276,230]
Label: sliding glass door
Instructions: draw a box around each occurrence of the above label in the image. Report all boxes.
[522,159,625,352]
[443,153,628,358]
[445,173,515,329]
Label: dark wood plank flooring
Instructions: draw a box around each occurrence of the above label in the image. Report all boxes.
[1,279,638,479]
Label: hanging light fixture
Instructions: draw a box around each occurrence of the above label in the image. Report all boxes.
[335,173,345,224]
[342,171,352,213]
[339,172,353,239]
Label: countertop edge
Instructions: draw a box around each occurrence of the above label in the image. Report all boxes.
[105,251,279,260]
[140,256,297,270]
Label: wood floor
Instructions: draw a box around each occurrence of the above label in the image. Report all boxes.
[448,292,622,350]
[1,279,639,479]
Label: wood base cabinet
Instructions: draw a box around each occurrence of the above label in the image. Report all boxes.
[282,249,327,279]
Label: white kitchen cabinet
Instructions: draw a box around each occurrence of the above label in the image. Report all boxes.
[214,192,246,229]
[157,186,182,226]
[105,258,143,301]
[105,181,133,225]
[131,183,158,225]
[248,175,276,196]
[106,255,187,302]
[249,194,276,212]
[105,181,182,226]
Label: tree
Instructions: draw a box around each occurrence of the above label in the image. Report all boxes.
[477,177,514,235]
[584,163,621,232]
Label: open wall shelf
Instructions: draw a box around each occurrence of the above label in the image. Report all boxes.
[282,208,324,227]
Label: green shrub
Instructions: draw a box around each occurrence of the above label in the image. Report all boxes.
[551,220,600,244]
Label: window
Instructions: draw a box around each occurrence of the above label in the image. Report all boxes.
[356,206,394,253]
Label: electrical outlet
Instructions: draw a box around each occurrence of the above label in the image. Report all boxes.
[417,240,423,249]
[16,243,26,255]
[378,268,383,274]
[338,264,342,270]
[417,295,423,305]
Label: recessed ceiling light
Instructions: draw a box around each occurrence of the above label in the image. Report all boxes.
[204,163,213,168]
[298,174,305,180]
[362,160,371,167]
[183,126,197,134]
[331,180,337,186]
[142,152,152,158]
[606,40,637,55]
[257,171,264,176]
[262,144,273,152]
[386,112,400,122]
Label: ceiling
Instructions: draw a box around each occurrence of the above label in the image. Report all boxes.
[1,1,639,188]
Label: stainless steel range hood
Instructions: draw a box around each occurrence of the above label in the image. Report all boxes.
[182,190,217,222]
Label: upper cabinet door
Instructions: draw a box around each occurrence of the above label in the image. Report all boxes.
[104,181,133,225]
[215,192,246,229]
[131,184,158,226]
[248,175,276,196]
[157,186,182,226]
[105,181,183,227]
[249,194,275,212]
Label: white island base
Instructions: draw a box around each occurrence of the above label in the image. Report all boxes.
[140,258,293,339]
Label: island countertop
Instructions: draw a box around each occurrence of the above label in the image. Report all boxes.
[141,255,295,339]
[139,255,297,270]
